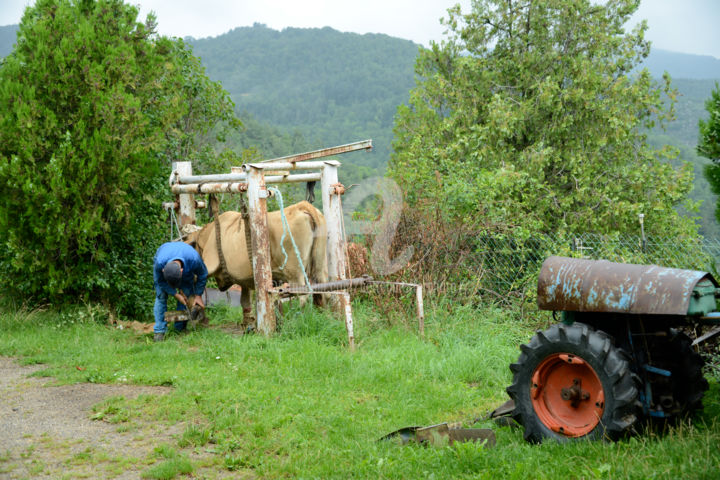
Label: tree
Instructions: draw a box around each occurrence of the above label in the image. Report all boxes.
[390,0,697,237]
[0,0,240,315]
[698,83,720,222]
[160,38,242,174]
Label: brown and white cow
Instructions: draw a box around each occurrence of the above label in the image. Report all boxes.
[185,201,328,327]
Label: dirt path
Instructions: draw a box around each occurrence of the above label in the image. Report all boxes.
[0,356,197,479]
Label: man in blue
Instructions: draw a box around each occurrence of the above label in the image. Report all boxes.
[153,241,208,342]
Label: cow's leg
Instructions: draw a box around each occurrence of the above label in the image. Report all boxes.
[293,280,313,309]
[313,292,324,307]
[296,293,310,307]
[240,286,256,332]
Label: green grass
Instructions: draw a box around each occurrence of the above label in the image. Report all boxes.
[1,300,719,478]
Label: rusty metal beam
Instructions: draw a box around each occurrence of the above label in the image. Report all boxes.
[258,139,372,165]
[273,276,373,295]
[243,160,339,172]
[178,172,248,183]
[177,171,318,184]
[172,182,248,195]
[171,173,323,194]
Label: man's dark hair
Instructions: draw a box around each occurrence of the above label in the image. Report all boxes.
[162,261,182,288]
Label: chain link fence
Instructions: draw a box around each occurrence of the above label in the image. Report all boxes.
[354,229,720,306]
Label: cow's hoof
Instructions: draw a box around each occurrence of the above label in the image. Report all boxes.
[190,305,205,322]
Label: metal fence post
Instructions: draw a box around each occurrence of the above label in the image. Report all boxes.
[173,161,195,228]
[321,160,347,282]
[247,166,276,335]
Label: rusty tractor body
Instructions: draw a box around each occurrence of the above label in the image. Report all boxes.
[506,256,719,443]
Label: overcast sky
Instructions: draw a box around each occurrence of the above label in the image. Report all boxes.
[1,0,719,58]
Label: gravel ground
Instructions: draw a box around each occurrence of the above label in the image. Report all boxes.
[0,356,191,479]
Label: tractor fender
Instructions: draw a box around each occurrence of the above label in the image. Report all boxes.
[537,256,717,316]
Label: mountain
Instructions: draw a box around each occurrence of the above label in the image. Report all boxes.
[0,25,18,58]
[649,78,720,238]
[188,24,419,172]
[2,22,720,236]
[643,49,720,80]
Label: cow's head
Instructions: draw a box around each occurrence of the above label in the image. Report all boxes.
[184,229,203,255]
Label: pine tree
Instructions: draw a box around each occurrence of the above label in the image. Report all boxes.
[0,0,239,314]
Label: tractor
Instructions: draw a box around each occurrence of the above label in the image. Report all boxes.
[506,256,719,442]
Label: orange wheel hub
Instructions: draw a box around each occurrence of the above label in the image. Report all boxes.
[530,353,605,437]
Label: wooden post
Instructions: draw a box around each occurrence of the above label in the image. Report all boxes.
[173,161,195,228]
[321,160,347,282]
[246,166,276,334]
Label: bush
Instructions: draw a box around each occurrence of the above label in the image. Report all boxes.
[0,0,239,317]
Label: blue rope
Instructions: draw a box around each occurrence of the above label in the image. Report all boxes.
[267,187,313,291]
[169,207,182,241]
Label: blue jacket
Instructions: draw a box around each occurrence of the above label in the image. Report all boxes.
[153,242,208,296]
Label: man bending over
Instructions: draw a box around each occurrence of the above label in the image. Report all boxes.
[153,241,208,342]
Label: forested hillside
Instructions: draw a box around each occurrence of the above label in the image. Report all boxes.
[647,79,720,238]
[187,25,720,236]
[2,21,719,236]
[643,50,720,79]
[188,24,418,172]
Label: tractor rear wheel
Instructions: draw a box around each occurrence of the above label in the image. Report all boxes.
[507,323,639,443]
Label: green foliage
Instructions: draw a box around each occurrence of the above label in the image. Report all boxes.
[698,82,720,162]
[3,21,719,236]
[0,303,718,477]
[390,0,697,238]
[0,0,240,316]
[698,82,720,222]
[161,38,242,174]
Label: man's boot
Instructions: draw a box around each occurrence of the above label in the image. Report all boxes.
[154,332,165,342]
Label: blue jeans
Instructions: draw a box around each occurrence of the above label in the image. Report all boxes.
[153,285,193,334]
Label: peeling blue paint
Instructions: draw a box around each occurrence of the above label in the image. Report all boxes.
[537,256,717,316]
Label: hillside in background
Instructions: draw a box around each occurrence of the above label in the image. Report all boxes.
[649,78,720,238]
[188,24,418,172]
[2,22,719,237]
[643,49,720,80]
[189,27,720,238]
[0,25,18,57]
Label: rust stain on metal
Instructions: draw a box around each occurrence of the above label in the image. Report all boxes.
[247,167,275,334]
[261,140,372,165]
[537,256,717,315]
[274,275,373,295]
[330,182,346,195]
[171,182,248,195]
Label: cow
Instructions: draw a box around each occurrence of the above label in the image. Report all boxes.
[185,201,328,329]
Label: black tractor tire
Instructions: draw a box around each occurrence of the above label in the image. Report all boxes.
[507,322,639,443]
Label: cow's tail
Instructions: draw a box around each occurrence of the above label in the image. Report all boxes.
[297,201,328,285]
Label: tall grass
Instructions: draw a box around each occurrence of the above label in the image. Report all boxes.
[0,300,718,478]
